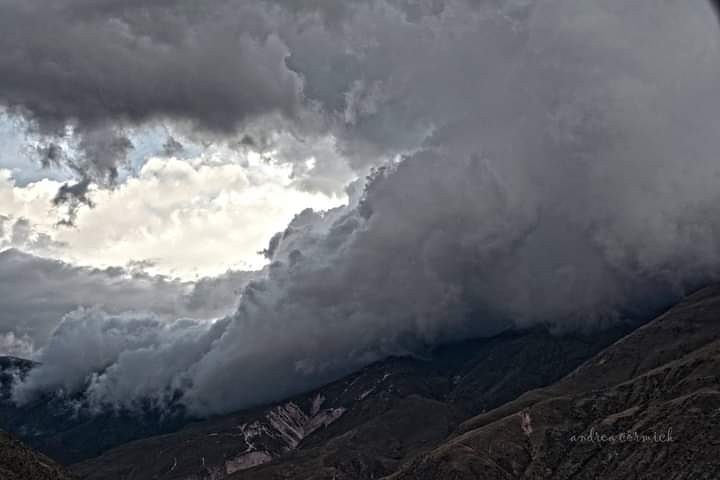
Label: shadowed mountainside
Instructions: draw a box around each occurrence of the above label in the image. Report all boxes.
[70,327,627,480]
[388,286,720,480]
[0,429,76,480]
[4,287,720,479]
[0,357,187,465]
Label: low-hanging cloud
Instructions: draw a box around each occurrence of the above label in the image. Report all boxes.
[11,0,720,416]
[0,249,253,355]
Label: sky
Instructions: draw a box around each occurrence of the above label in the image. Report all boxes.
[0,114,349,278]
[2,0,720,416]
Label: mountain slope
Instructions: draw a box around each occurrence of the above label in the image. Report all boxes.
[0,359,187,465]
[0,429,75,480]
[71,328,626,480]
[10,287,719,479]
[387,286,720,479]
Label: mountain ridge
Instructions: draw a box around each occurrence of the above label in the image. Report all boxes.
[386,285,720,479]
[69,327,629,479]
[2,288,719,478]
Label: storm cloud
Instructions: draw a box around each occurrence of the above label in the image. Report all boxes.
[0,0,305,209]
[0,249,252,355]
[10,0,720,416]
[0,0,534,196]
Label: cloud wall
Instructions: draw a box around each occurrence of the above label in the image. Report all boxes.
[10,0,720,415]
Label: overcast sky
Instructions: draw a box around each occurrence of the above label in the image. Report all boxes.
[3,0,720,416]
[0,115,348,278]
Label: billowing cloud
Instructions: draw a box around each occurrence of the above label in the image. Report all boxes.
[0,332,34,358]
[0,0,534,203]
[11,0,720,417]
[0,249,253,355]
[0,0,307,199]
[0,147,345,277]
[12,308,231,409]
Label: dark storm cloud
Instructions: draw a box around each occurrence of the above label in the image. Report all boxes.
[0,0,303,132]
[52,178,94,226]
[0,0,472,190]
[34,142,65,169]
[711,0,720,19]
[46,128,132,224]
[0,249,253,356]
[12,0,720,415]
[3,0,718,185]
[162,136,184,157]
[0,0,306,207]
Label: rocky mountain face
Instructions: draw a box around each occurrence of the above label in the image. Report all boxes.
[0,429,75,480]
[3,287,719,479]
[388,286,720,479]
[68,327,627,480]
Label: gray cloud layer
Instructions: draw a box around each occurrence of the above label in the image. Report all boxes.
[0,0,304,213]
[10,0,720,416]
[0,248,251,355]
[4,0,720,186]
[0,0,532,198]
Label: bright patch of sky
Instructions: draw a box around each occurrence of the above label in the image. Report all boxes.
[0,114,74,185]
[0,116,350,279]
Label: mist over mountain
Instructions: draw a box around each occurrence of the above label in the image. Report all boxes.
[0,248,252,356]
[5,0,720,420]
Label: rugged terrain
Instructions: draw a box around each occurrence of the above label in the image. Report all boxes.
[0,429,75,480]
[2,287,720,479]
[389,286,720,479]
[0,356,187,465]
[70,327,625,480]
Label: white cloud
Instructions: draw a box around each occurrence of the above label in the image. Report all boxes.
[0,332,34,357]
[0,147,347,278]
